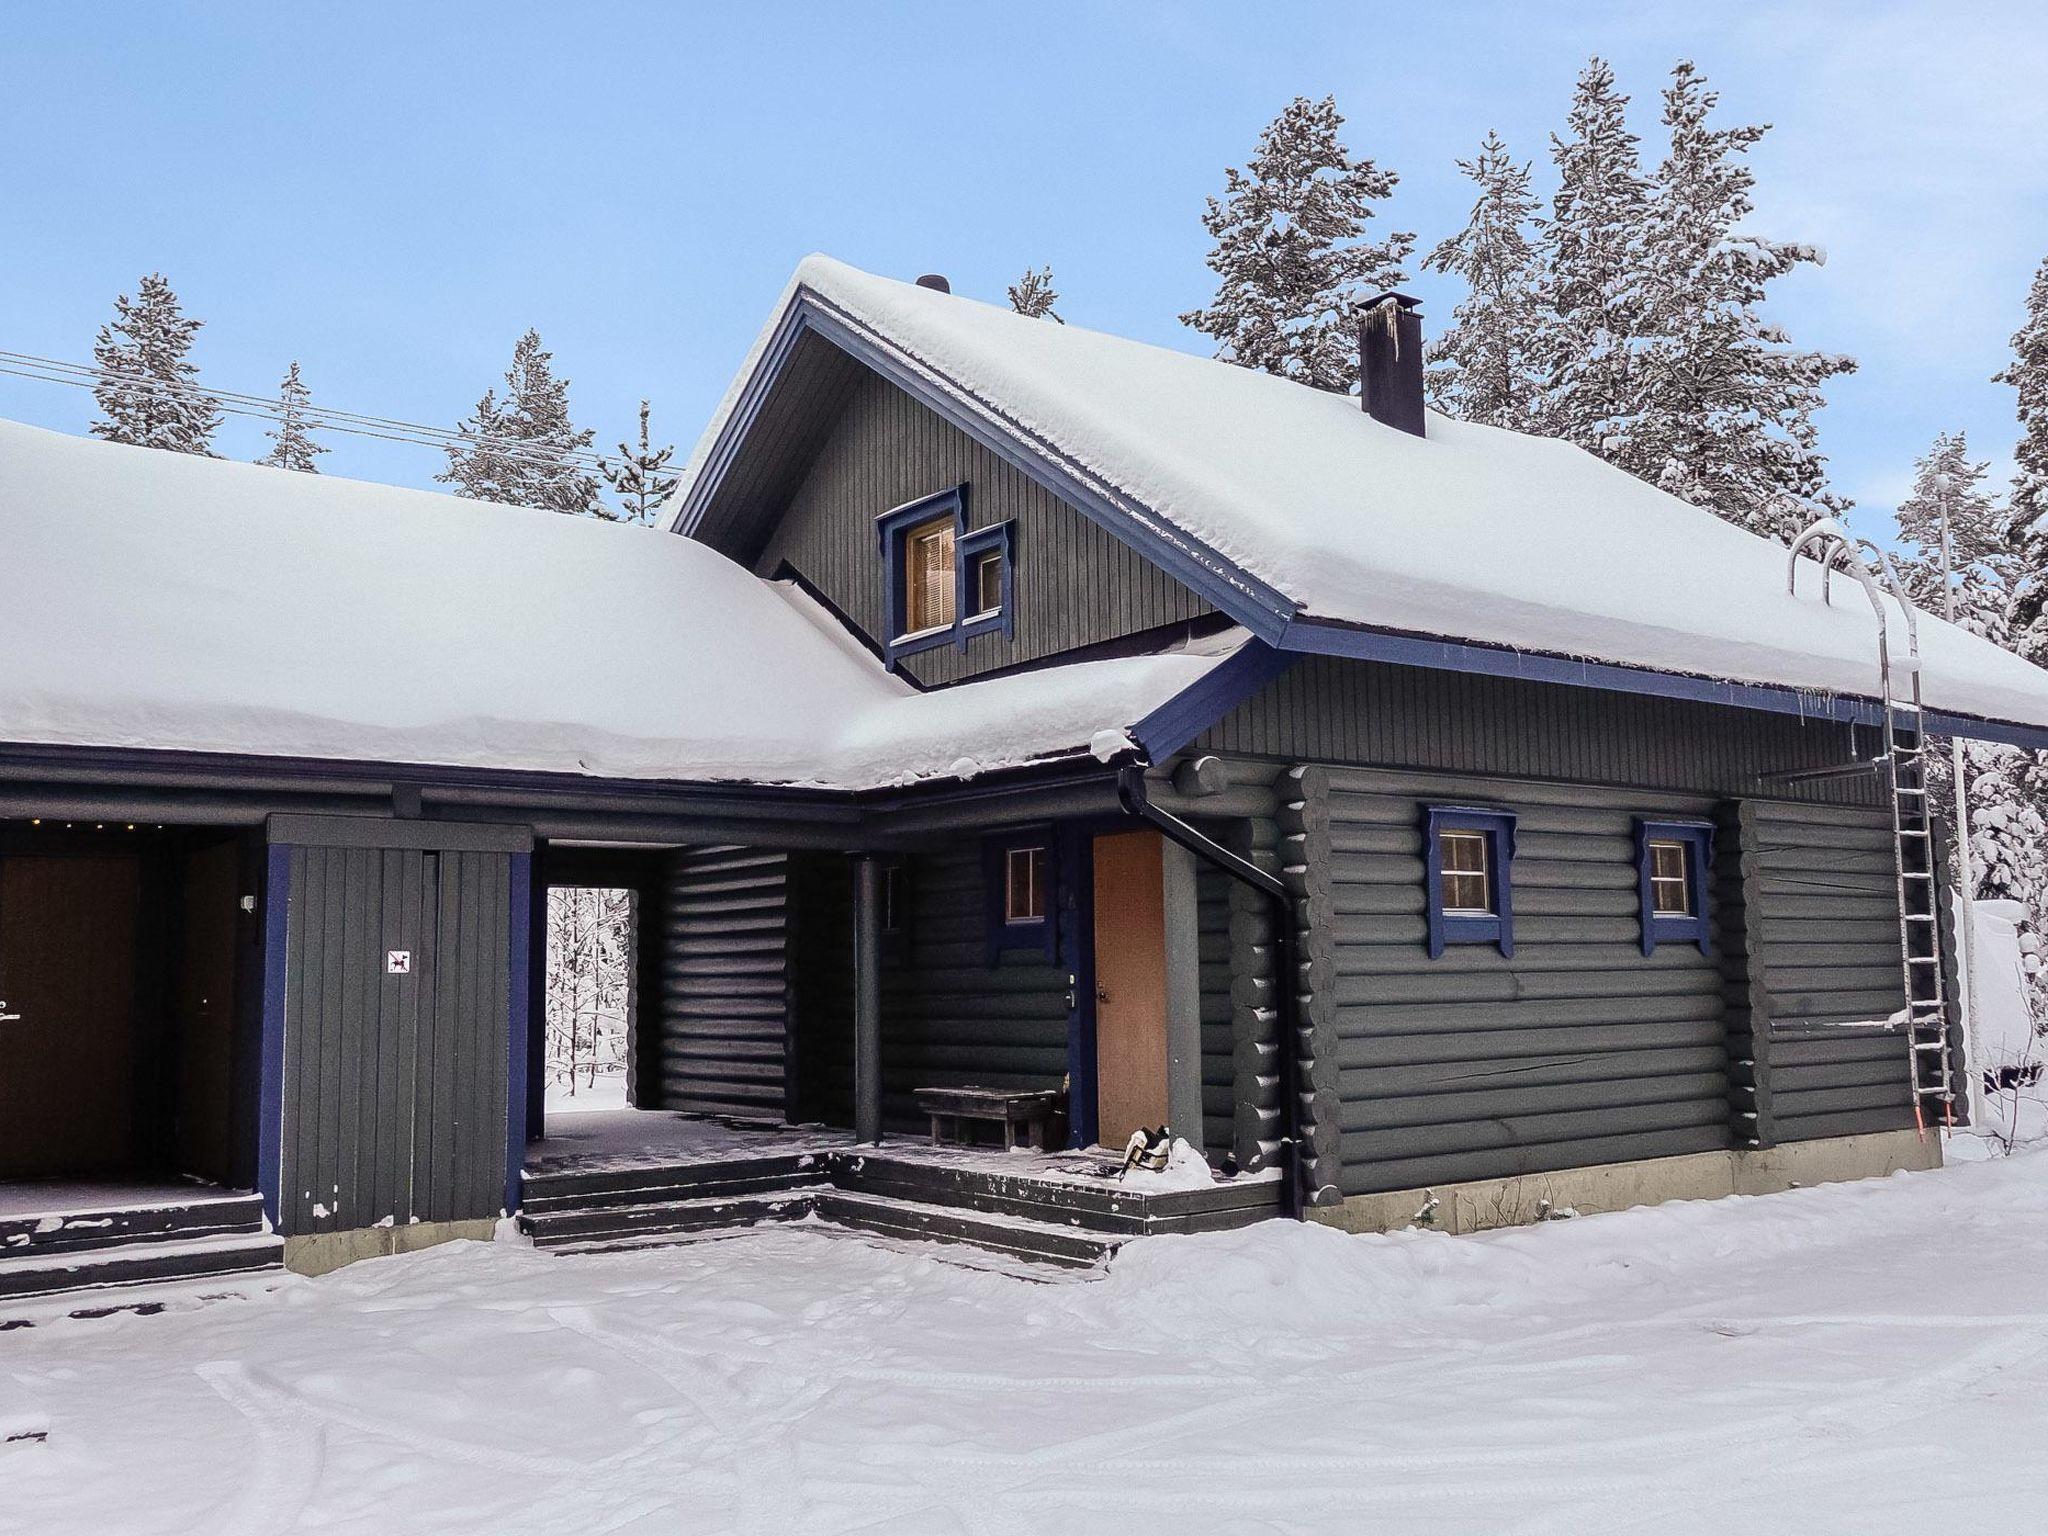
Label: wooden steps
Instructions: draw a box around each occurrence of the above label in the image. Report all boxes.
[0,1191,283,1307]
[519,1146,1281,1271]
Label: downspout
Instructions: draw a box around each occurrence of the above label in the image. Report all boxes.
[1116,766,1305,1221]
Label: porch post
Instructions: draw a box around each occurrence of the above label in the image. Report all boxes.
[853,854,883,1144]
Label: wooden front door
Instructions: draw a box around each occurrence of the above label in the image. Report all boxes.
[1091,829,1169,1147]
[0,854,142,1178]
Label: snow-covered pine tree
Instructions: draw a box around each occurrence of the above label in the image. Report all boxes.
[1008,266,1063,321]
[1422,130,1546,429]
[438,329,602,515]
[1537,58,1650,451]
[255,360,328,473]
[1999,256,2048,663]
[1181,95,1414,393]
[1622,61,1855,543]
[89,273,221,455]
[600,399,679,525]
[1894,431,2013,641]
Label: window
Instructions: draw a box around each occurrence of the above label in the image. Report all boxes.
[972,549,1003,618]
[984,833,1056,961]
[1635,820,1714,955]
[1423,806,1518,958]
[875,488,1015,668]
[1005,845,1047,923]
[1438,830,1492,914]
[902,515,956,636]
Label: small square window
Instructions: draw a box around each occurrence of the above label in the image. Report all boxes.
[973,550,1003,618]
[1005,846,1047,923]
[902,515,957,636]
[1635,819,1713,956]
[1647,840,1693,917]
[1438,830,1493,914]
[1424,806,1517,958]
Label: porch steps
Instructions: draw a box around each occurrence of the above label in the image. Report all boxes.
[0,1192,283,1307]
[518,1146,1282,1271]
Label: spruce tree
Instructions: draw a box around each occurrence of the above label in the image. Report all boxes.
[1894,432,2012,641]
[600,399,679,525]
[1422,131,1545,429]
[1624,61,1855,542]
[1181,95,1414,393]
[1999,255,2048,662]
[439,330,601,515]
[1538,59,1650,451]
[1007,266,1062,321]
[89,273,221,455]
[255,361,328,474]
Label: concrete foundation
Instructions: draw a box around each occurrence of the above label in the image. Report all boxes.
[1310,1129,1941,1237]
[283,1217,500,1277]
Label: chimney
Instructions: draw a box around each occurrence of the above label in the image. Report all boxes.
[915,273,952,294]
[1359,292,1425,437]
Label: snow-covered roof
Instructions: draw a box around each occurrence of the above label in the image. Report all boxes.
[0,420,1232,788]
[678,256,2048,740]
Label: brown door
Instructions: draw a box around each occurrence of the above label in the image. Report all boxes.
[1092,829,1169,1147]
[0,854,142,1177]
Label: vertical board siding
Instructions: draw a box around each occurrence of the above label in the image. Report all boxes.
[654,847,791,1120]
[753,369,1212,686]
[278,843,511,1236]
[1742,800,1915,1142]
[1201,655,1887,805]
[1291,765,1735,1197]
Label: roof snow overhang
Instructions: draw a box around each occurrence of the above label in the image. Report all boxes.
[675,262,2048,753]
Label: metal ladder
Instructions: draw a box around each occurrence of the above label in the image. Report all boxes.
[1788,521,1954,1133]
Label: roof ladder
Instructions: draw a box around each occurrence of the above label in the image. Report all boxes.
[1787,520,1954,1135]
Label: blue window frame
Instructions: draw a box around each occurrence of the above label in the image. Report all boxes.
[874,486,1014,669]
[983,833,1056,963]
[1423,806,1517,958]
[1635,819,1714,955]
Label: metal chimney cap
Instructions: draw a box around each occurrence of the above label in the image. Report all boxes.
[1363,290,1423,313]
[914,274,952,294]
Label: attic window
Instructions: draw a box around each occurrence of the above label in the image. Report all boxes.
[902,515,957,635]
[875,488,1015,669]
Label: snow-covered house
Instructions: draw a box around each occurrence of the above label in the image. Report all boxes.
[6,257,2048,1291]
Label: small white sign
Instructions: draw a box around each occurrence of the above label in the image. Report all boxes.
[386,950,413,975]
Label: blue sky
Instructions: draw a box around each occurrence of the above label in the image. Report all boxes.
[2,1,2044,542]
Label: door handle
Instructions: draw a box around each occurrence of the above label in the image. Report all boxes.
[0,1000,19,1023]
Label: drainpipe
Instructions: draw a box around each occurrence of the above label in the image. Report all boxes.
[1116,766,1306,1220]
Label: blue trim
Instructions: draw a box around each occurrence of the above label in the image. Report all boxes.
[505,851,532,1214]
[1635,819,1715,956]
[983,831,1058,963]
[1424,806,1518,959]
[1059,822,1098,1150]
[876,486,967,669]
[256,843,291,1225]
[956,520,1015,647]
[1131,638,1299,760]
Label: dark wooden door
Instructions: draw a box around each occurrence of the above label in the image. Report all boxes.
[1091,830,1169,1147]
[0,855,142,1177]
[174,840,241,1185]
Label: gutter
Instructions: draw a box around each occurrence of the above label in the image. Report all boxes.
[1116,765,1305,1221]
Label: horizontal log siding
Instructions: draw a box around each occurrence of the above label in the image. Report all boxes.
[653,848,790,1121]
[1196,857,1234,1161]
[1201,655,1886,805]
[1291,765,1734,1197]
[1742,800,1915,1143]
[787,846,1071,1133]
[754,369,1212,687]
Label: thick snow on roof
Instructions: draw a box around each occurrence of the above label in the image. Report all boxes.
[683,255,2048,734]
[0,420,1228,788]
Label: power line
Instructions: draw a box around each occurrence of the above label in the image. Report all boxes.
[0,347,636,477]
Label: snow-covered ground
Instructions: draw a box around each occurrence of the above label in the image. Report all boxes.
[8,1145,2048,1534]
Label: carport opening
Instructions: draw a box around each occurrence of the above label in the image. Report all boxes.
[544,885,636,1118]
[0,821,259,1204]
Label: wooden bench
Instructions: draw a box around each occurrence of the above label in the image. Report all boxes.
[914,1086,1062,1152]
